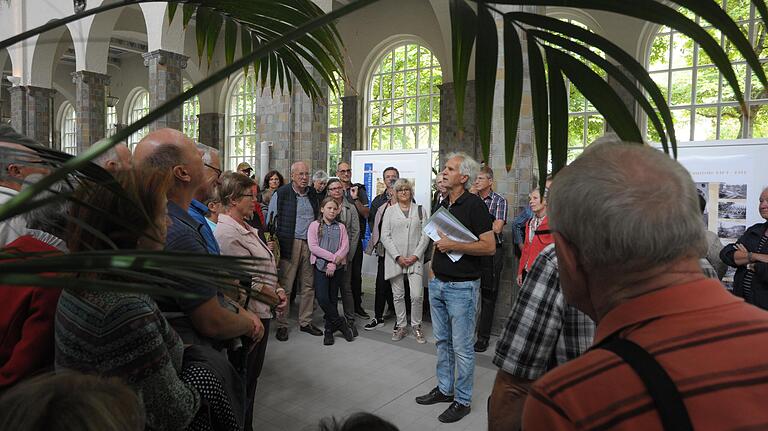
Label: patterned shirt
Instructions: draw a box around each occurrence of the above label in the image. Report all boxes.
[493,244,595,380]
[481,190,508,244]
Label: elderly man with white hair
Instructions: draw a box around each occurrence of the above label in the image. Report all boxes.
[266,161,322,341]
[415,152,495,424]
[523,141,768,430]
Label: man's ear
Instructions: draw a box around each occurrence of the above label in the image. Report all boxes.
[553,232,596,319]
[6,163,23,178]
[172,164,191,183]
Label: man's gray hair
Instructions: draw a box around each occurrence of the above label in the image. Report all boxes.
[312,170,329,183]
[22,177,72,238]
[549,140,707,273]
[91,143,120,168]
[195,142,220,165]
[447,152,480,190]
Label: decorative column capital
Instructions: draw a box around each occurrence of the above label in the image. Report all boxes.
[142,49,188,69]
[71,70,111,86]
[26,85,56,99]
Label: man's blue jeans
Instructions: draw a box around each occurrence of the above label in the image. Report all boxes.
[428,277,480,406]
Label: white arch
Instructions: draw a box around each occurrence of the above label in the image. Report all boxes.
[28,24,74,88]
[544,8,606,36]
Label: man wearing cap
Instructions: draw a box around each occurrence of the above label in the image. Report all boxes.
[237,162,254,178]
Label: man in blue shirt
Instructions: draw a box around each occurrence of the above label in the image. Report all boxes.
[133,128,263,346]
[188,142,222,254]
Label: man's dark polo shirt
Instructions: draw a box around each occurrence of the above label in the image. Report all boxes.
[432,190,493,282]
[159,201,218,344]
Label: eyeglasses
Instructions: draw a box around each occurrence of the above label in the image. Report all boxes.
[241,193,254,198]
[328,187,344,191]
[337,169,351,174]
[396,189,411,193]
[205,163,222,178]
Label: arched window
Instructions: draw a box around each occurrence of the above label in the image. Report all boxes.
[226,72,258,171]
[60,102,77,155]
[126,89,149,150]
[328,72,343,172]
[182,79,200,141]
[366,43,442,153]
[105,105,117,138]
[647,2,768,141]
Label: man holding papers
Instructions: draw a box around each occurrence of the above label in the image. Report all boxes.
[415,152,495,423]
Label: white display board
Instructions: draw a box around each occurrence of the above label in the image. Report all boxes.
[674,139,768,240]
[351,149,434,276]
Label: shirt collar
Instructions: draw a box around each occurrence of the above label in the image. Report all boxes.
[218,214,254,236]
[447,190,472,207]
[168,201,201,229]
[189,199,208,216]
[594,279,743,345]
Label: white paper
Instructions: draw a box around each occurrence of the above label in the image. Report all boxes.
[423,207,478,262]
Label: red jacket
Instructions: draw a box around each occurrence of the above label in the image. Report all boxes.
[0,235,62,389]
[518,215,554,277]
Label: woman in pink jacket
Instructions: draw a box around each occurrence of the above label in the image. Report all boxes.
[307,197,354,345]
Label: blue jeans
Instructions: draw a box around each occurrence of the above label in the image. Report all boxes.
[428,277,480,406]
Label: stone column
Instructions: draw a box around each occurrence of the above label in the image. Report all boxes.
[25,86,55,146]
[143,50,188,131]
[340,95,359,162]
[8,83,26,136]
[197,113,225,149]
[438,81,481,167]
[72,71,109,152]
[291,67,328,172]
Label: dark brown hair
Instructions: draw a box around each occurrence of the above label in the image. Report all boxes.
[0,372,144,431]
[67,168,173,252]
[261,169,285,191]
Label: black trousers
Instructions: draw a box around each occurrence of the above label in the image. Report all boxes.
[477,245,505,342]
[374,256,410,319]
[351,240,364,309]
[244,318,270,431]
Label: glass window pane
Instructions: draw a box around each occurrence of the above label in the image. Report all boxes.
[650,71,670,103]
[670,70,693,105]
[648,34,670,71]
[671,33,695,68]
[394,46,406,72]
[405,98,417,123]
[586,115,605,144]
[568,115,585,148]
[393,99,405,124]
[405,71,418,97]
[696,66,720,104]
[721,63,746,102]
[672,108,692,141]
[568,83,585,113]
[697,28,720,66]
[719,106,744,139]
[728,0,751,23]
[693,107,718,140]
[406,44,419,69]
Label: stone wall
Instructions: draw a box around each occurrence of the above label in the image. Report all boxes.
[72,71,109,152]
[143,50,188,131]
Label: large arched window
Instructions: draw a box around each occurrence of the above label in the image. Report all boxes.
[226,72,258,171]
[647,2,768,141]
[105,105,117,138]
[328,73,343,172]
[366,43,442,153]
[126,89,149,150]
[60,102,77,155]
[182,79,200,141]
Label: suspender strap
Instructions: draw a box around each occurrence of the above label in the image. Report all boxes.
[534,229,552,235]
[600,338,693,431]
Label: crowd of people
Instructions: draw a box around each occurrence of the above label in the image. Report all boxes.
[2,122,768,430]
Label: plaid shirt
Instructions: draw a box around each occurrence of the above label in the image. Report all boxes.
[481,190,508,243]
[493,244,595,380]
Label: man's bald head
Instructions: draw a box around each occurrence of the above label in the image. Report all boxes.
[133,129,203,198]
[92,142,132,172]
[290,161,310,190]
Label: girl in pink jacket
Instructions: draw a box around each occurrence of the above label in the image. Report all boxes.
[307,197,354,345]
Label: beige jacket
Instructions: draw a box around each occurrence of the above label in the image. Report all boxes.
[214,214,280,319]
[338,199,360,258]
[380,204,430,280]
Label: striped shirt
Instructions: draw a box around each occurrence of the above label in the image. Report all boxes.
[481,190,508,243]
[523,278,768,431]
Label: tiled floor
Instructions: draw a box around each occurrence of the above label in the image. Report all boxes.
[252,295,499,431]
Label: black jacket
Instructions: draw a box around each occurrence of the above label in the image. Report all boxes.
[721,222,768,309]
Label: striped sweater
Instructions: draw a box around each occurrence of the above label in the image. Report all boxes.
[55,289,199,431]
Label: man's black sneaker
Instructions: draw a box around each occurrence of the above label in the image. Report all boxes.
[323,330,334,345]
[438,402,471,423]
[415,387,454,405]
[355,307,370,320]
[300,324,323,336]
[474,338,489,352]
[364,318,384,331]
[338,319,355,342]
[349,321,359,337]
[275,327,289,341]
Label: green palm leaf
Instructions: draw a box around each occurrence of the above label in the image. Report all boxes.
[450,0,477,137]
[476,2,498,162]
[527,40,549,194]
[503,18,524,172]
[547,57,568,175]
